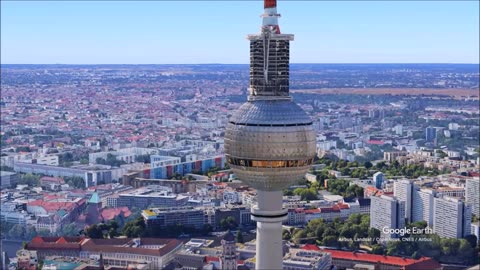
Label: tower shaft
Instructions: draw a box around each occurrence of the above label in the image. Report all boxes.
[251,190,286,270]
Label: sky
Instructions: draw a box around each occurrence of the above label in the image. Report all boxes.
[1,1,479,64]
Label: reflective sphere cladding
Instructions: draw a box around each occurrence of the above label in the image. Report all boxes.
[224,99,316,191]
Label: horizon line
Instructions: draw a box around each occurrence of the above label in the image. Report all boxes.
[2,62,479,65]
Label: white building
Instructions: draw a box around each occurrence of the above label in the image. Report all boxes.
[412,189,436,226]
[466,178,480,216]
[35,155,59,166]
[317,141,337,151]
[471,222,480,245]
[223,190,242,204]
[370,195,405,240]
[393,180,413,222]
[79,238,183,269]
[394,124,403,135]
[283,248,332,270]
[89,147,160,164]
[150,155,181,168]
[433,196,472,238]
[448,123,459,130]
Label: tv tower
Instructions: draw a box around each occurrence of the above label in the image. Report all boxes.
[224,0,316,269]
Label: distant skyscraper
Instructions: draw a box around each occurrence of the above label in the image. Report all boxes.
[224,0,316,268]
[425,126,437,143]
[433,196,471,238]
[465,177,480,216]
[370,195,406,240]
[373,172,384,189]
[394,179,414,222]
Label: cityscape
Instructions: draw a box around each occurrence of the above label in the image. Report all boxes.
[1,1,479,270]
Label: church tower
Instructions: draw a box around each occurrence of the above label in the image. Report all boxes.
[86,190,102,225]
[220,231,237,270]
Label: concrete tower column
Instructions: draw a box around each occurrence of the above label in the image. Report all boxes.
[251,190,287,270]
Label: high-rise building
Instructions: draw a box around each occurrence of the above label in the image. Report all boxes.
[433,196,471,238]
[373,172,384,189]
[394,180,438,227]
[370,195,406,240]
[425,127,437,143]
[393,179,413,222]
[413,189,436,226]
[224,0,316,268]
[465,177,480,216]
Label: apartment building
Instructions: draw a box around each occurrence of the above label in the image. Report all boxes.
[370,195,405,240]
[466,177,480,216]
[433,196,472,238]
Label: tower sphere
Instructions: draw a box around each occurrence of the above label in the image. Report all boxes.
[224,97,316,191]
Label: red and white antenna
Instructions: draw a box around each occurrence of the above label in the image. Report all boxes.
[262,0,281,34]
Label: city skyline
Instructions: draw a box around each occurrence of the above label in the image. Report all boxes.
[1,1,479,64]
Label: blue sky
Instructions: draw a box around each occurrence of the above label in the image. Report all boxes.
[1,1,478,64]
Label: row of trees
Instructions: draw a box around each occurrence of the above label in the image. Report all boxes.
[384,221,479,264]
[284,215,479,265]
[326,179,364,200]
[284,214,379,251]
[18,173,41,186]
[319,156,448,179]
[3,222,79,240]
[85,220,120,239]
[63,176,86,189]
[96,153,127,167]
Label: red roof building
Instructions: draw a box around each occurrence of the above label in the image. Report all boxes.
[322,249,442,270]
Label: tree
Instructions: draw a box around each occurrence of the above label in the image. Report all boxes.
[293,188,318,201]
[9,224,26,239]
[37,229,51,237]
[282,229,292,240]
[108,228,118,238]
[26,225,37,240]
[371,244,385,255]
[220,216,238,230]
[58,223,78,237]
[80,158,89,165]
[86,224,104,239]
[236,230,244,243]
[368,228,381,245]
[64,176,86,189]
[293,229,307,242]
[122,216,146,238]
[19,173,40,186]
[322,235,338,247]
[364,161,373,169]
[464,235,478,248]
[412,251,421,259]
[201,224,213,235]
